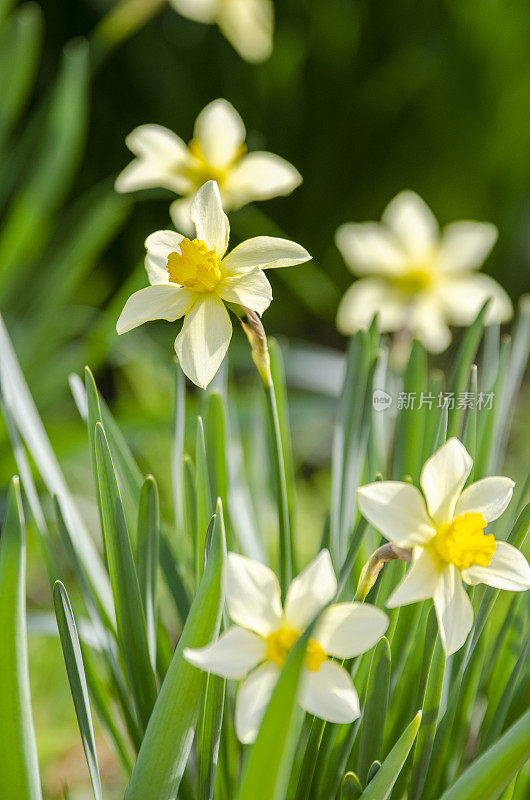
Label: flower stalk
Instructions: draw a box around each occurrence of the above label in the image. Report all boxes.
[241,308,292,595]
[355,543,412,602]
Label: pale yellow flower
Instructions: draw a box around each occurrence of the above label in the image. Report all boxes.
[116,181,310,388]
[358,438,530,655]
[336,191,512,352]
[169,0,274,63]
[116,99,300,233]
[184,550,388,743]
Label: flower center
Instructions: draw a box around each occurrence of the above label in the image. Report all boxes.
[167,238,221,292]
[432,512,496,569]
[391,267,433,295]
[265,626,328,673]
[185,138,247,188]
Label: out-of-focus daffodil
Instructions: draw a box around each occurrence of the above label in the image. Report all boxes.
[358,438,530,655]
[168,0,274,63]
[116,180,310,388]
[184,550,388,743]
[116,98,301,232]
[336,191,513,353]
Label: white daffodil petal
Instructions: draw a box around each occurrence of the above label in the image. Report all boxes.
[194,99,246,170]
[183,626,266,679]
[191,181,230,257]
[115,158,191,195]
[225,553,282,636]
[357,482,435,547]
[125,124,189,163]
[386,548,439,608]
[299,661,360,724]
[170,196,194,236]
[116,285,194,334]
[438,274,513,326]
[169,0,218,23]
[235,662,279,744]
[335,222,406,276]
[314,602,388,659]
[381,190,439,261]
[434,565,474,656]
[145,230,185,284]
[219,268,272,315]
[436,221,498,273]
[455,476,515,523]
[420,438,473,526]
[284,550,338,630]
[462,542,530,591]
[223,151,301,207]
[221,236,311,275]
[174,295,232,389]
[336,279,408,336]
[217,0,274,64]
[409,299,452,354]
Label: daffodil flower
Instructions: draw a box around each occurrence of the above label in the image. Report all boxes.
[184,550,388,743]
[168,0,274,63]
[357,438,530,655]
[336,191,513,353]
[115,98,301,232]
[116,180,310,388]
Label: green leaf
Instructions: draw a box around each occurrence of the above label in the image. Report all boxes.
[0,314,113,619]
[0,477,42,800]
[358,637,390,785]
[237,632,309,800]
[196,416,213,585]
[197,672,226,800]
[341,772,363,799]
[53,581,102,800]
[392,340,427,482]
[94,422,157,730]
[136,475,160,672]
[438,706,530,800]
[447,303,488,438]
[357,712,422,800]
[124,499,226,800]
[171,359,186,532]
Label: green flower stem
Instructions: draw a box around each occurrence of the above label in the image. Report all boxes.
[242,309,292,596]
[90,0,167,70]
[265,379,292,597]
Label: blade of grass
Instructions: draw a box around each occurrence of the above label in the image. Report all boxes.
[136,475,160,672]
[357,712,422,800]
[53,581,102,800]
[358,637,391,785]
[95,422,157,730]
[0,477,42,800]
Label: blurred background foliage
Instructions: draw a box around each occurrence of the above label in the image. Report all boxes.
[0,0,529,795]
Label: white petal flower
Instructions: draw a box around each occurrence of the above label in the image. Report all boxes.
[335,190,512,352]
[117,98,299,223]
[116,181,310,388]
[216,0,274,63]
[358,437,530,656]
[184,549,388,743]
